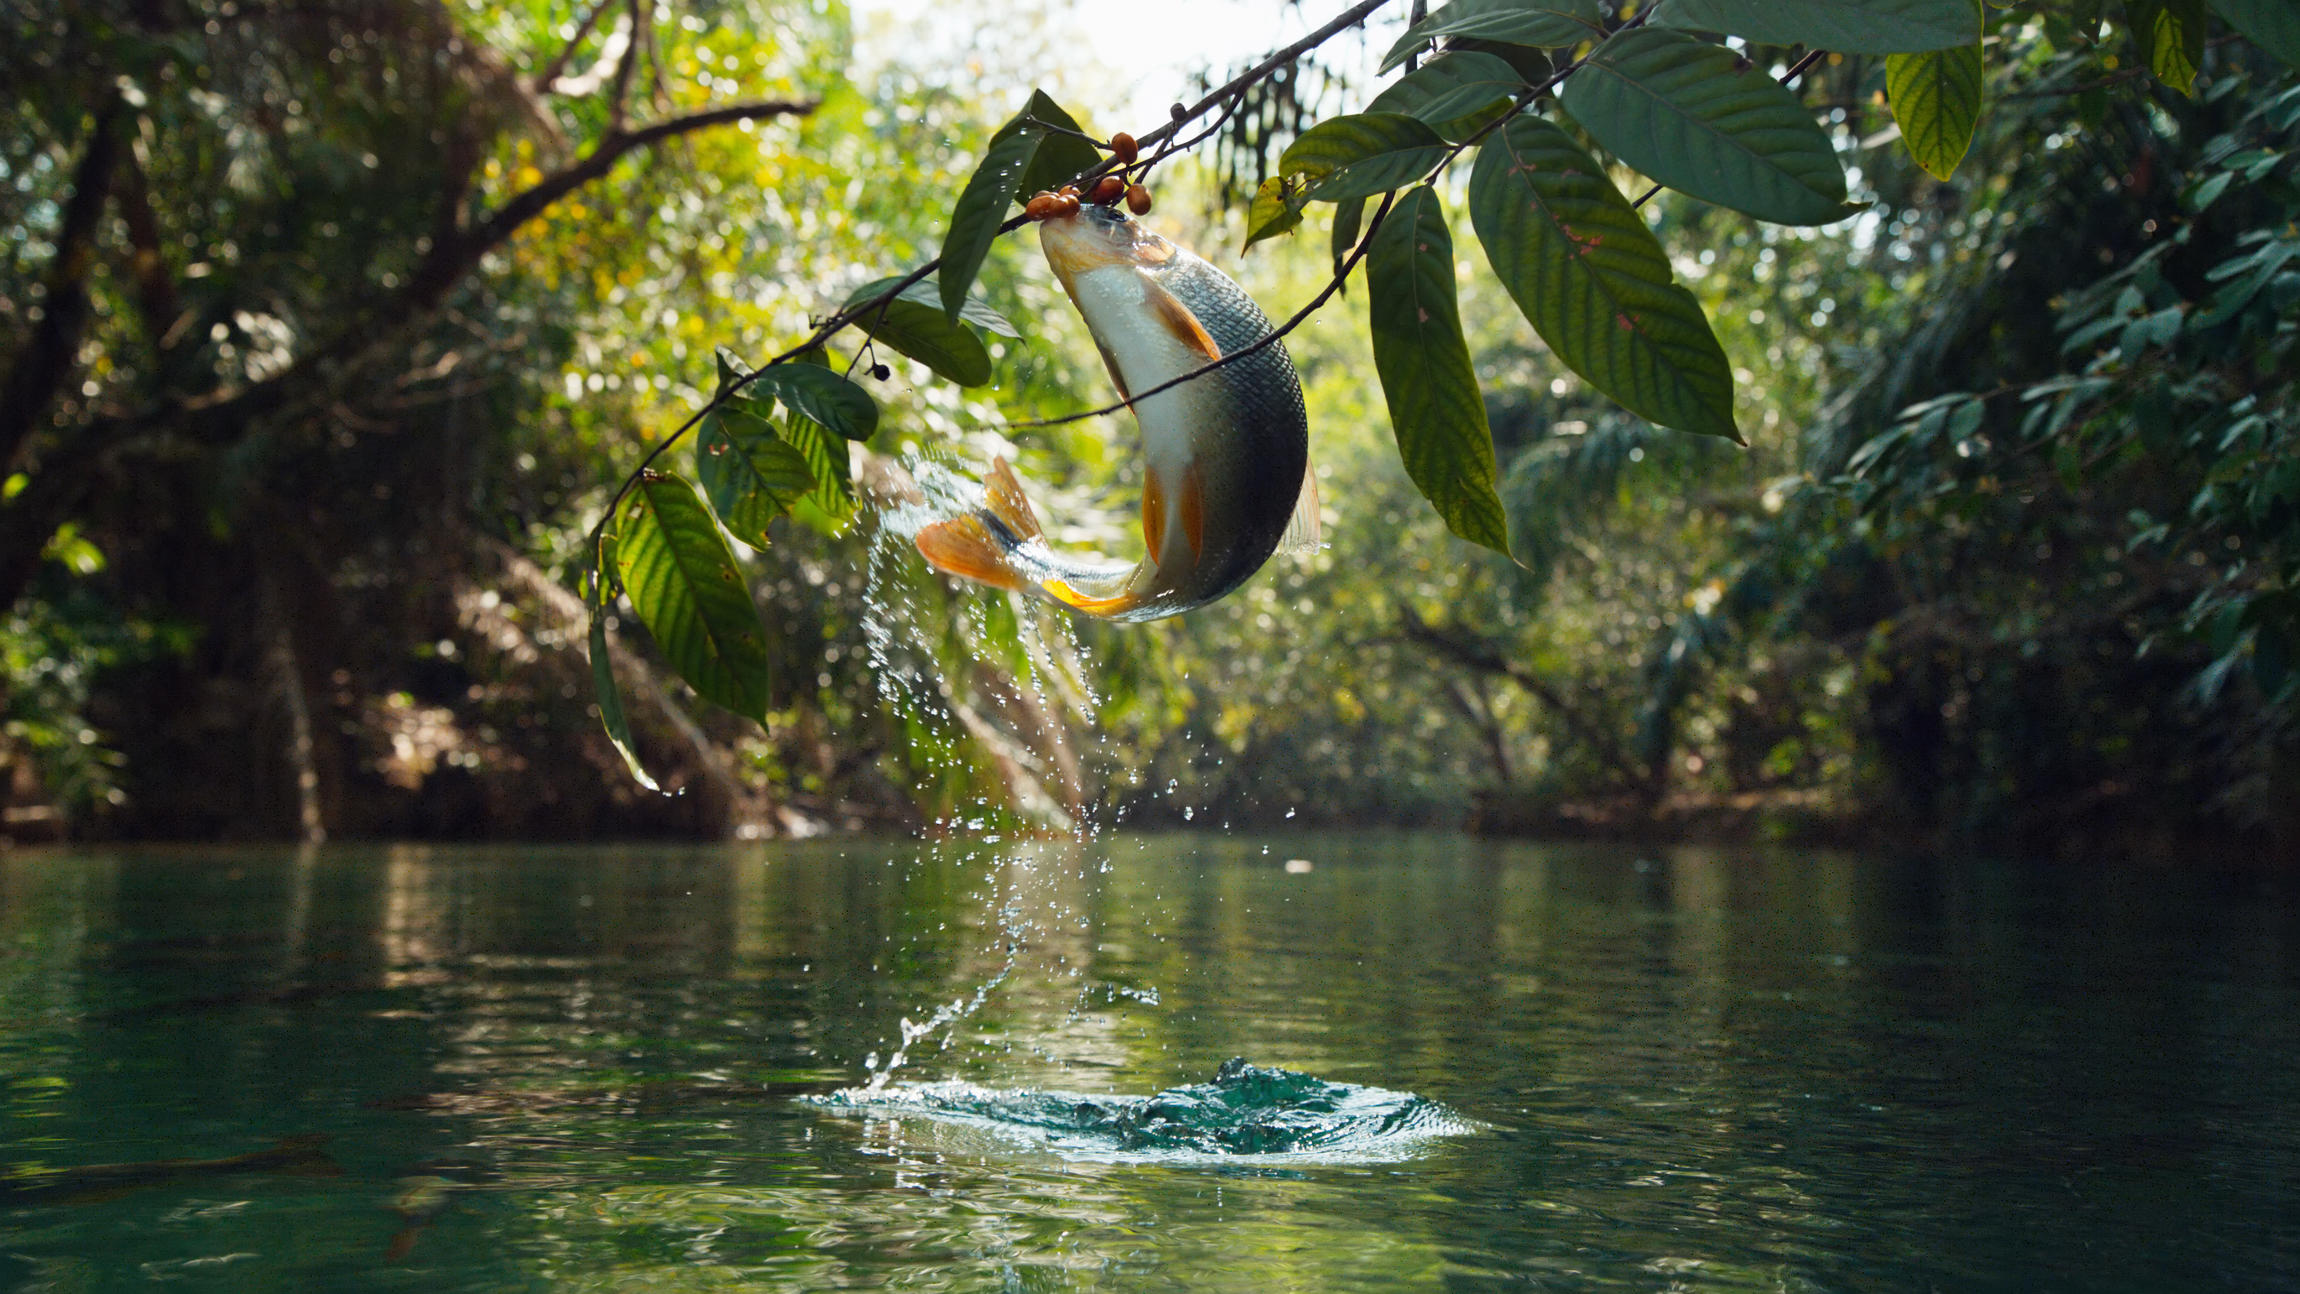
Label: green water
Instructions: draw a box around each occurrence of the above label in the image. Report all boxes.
[0,836,2294,1290]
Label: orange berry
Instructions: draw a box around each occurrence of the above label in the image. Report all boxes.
[1058,185,1079,199]
[1125,184,1152,215]
[1109,132,1139,164]
[1056,193,1081,216]
[1025,193,1060,220]
[1091,175,1126,205]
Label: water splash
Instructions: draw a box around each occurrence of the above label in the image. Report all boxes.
[860,881,1032,1093]
[849,454,1123,1090]
[813,1058,1479,1163]
[841,452,1362,1133]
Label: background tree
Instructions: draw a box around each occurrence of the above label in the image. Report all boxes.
[4,0,2294,854]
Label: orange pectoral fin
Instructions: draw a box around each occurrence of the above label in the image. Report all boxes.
[916,515,1032,593]
[1141,470,1167,559]
[1142,277,1222,362]
[1178,462,1206,561]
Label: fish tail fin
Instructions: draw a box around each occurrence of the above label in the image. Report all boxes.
[915,514,1033,593]
[914,457,1043,594]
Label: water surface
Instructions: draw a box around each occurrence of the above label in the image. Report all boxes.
[1,836,2294,1290]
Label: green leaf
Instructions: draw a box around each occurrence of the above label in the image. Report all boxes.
[938,130,1035,323]
[1886,20,1984,180]
[842,279,994,386]
[778,352,856,521]
[1468,115,1741,441]
[713,345,755,401]
[1562,28,1854,226]
[610,471,772,724]
[1245,176,1307,250]
[1010,92,1103,200]
[747,363,878,441]
[1654,0,1980,52]
[1366,186,1512,556]
[1275,113,1452,203]
[2212,0,2300,69]
[587,598,660,791]
[1380,0,1606,74]
[1366,50,1528,142]
[696,406,815,550]
[2130,0,2207,95]
[1333,195,1368,281]
[852,275,1017,336]
[937,90,1100,320]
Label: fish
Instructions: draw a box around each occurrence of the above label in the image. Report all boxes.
[914,203,1317,621]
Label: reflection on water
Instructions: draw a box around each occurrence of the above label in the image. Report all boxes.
[0,837,2295,1291]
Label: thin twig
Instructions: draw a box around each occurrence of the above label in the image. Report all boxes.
[1136,89,1247,175]
[467,99,815,255]
[533,0,617,94]
[1127,0,1398,158]
[607,0,643,131]
[640,0,671,114]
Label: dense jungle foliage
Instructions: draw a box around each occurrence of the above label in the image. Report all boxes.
[2,0,2294,853]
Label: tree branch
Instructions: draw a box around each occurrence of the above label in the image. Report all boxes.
[0,90,126,475]
[461,99,815,269]
[1401,606,1655,792]
[1008,0,1645,433]
[606,0,643,131]
[0,94,817,618]
[583,0,1410,562]
[1126,0,1397,155]
[114,136,184,357]
[532,0,617,94]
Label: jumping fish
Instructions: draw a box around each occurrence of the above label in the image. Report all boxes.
[914,203,1316,621]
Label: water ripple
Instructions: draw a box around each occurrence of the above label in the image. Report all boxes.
[809,1058,1479,1163]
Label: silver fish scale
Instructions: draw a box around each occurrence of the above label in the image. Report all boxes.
[1157,253,1310,605]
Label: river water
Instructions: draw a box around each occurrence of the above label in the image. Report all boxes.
[1,836,2293,1290]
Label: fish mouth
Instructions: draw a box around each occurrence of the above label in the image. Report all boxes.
[1040,204,1175,281]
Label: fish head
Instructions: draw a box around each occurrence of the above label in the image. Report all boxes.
[1039,203,1176,297]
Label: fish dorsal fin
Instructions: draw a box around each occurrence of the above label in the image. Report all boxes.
[983,456,1044,543]
[1281,460,1322,557]
[1140,274,1222,363]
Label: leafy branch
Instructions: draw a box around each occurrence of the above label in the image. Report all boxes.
[581,0,2300,788]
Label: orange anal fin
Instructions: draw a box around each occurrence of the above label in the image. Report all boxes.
[1045,580,1139,618]
[1143,277,1221,362]
[916,515,1032,593]
[982,456,1044,542]
[1141,469,1167,558]
[1178,461,1206,561]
